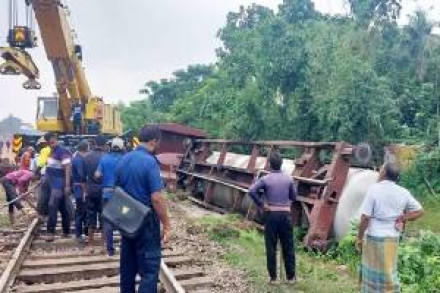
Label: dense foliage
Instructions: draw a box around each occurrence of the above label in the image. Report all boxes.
[325,225,440,292]
[400,147,440,197]
[121,0,440,150]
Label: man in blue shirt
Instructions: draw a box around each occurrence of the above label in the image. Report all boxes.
[71,140,89,242]
[116,126,171,293]
[249,152,297,285]
[84,136,106,253]
[44,132,72,242]
[72,99,83,135]
[95,137,124,257]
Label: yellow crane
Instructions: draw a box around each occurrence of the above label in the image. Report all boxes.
[0,0,122,136]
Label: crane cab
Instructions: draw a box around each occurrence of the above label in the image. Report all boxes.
[36,96,64,132]
[35,96,122,135]
[8,26,37,49]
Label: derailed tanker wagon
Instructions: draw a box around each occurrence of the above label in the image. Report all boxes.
[176,139,378,251]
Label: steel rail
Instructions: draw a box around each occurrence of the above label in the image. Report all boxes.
[159,260,186,293]
[0,218,40,293]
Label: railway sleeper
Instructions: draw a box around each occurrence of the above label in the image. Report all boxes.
[27,249,184,260]
[14,269,210,293]
[16,256,194,285]
[22,253,189,269]
[31,236,121,251]
[17,262,120,284]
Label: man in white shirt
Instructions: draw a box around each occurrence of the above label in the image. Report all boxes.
[357,162,423,293]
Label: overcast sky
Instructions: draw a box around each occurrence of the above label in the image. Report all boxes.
[0,0,439,123]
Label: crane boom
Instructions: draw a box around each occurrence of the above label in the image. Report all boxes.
[0,0,122,135]
[31,0,92,133]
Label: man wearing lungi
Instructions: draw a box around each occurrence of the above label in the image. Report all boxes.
[356,162,424,293]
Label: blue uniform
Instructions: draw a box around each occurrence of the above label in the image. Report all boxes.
[71,153,87,238]
[72,153,86,187]
[73,104,82,121]
[116,146,164,293]
[72,104,83,134]
[97,152,123,199]
[96,151,123,255]
[84,150,104,229]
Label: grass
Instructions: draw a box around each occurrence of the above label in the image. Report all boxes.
[196,215,358,293]
[0,188,9,228]
[406,197,440,233]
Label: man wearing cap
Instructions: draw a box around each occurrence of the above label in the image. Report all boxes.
[84,136,106,253]
[72,140,89,242]
[35,137,51,216]
[36,137,51,174]
[95,137,124,257]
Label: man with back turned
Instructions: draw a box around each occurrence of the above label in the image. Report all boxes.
[357,162,423,292]
[249,152,297,285]
[116,125,171,293]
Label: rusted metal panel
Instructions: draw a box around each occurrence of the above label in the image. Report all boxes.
[153,123,206,138]
[153,124,206,191]
[195,139,338,149]
[177,139,357,251]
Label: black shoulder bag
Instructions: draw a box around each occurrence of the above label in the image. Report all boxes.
[102,187,151,239]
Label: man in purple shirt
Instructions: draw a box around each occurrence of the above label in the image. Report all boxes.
[45,132,72,242]
[249,152,297,285]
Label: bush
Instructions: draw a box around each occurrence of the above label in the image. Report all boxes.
[319,229,440,292]
[398,231,440,292]
[400,148,440,197]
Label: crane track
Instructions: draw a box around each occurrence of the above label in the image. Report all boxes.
[0,217,214,293]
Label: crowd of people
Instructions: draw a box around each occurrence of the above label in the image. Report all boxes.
[0,125,171,293]
[0,124,427,293]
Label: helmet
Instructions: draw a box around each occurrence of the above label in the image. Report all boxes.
[111,137,124,150]
[36,136,46,145]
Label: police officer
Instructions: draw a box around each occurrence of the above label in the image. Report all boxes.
[116,126,171,293]
[72,140,89,242]
[95,137,124,257]
[84,136,106,253]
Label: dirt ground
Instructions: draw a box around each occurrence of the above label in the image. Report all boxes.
[168,199,251,292]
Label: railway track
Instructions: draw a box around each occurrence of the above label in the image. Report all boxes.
[0,216,215,293]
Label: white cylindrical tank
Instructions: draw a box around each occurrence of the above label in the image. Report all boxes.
[333,169,379,240]
[206,152,379,240]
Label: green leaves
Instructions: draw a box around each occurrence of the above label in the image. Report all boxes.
[348,0,402,27]
[322,228,440,292]
[121,1,440,151]
[398,231,440,292]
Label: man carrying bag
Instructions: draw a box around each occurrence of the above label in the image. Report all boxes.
[114,125,171,293]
